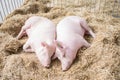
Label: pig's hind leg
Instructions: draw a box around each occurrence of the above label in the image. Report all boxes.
[80,19,95,38]
[17,28,26,39]
[82,39,90,48]
[17,24,31,39]
[23,40,34,53]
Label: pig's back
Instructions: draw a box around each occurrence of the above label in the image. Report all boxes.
[30,18,56,41]
[25,16,42,27]
[25,16,52,36]
[57,16,85,36]
[25,16,52,28]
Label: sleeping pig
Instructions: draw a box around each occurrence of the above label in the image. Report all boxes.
[17,16,56,68]
[53,16,95,71]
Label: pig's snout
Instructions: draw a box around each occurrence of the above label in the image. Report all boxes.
[44,64,50,68]
[40,58,51,68]
[39,59,50,68]
[62,63,70,71]
[61,59,72,71]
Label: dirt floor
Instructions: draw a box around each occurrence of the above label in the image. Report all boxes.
[0,0,120,80]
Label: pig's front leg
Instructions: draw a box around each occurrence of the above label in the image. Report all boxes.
[23,40,34,53]
[80,36,90,48]
[17,25,31,39]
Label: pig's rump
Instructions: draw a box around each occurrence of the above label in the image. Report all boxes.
[57,17,85,37]
[25,16,55,37]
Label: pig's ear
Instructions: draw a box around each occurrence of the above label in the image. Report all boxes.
[41,42,49,48]
[55,40,66,57]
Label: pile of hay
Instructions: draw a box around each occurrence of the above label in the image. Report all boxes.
[0,0,120,80]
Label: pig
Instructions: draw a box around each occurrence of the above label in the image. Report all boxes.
[54,16,95,71]
[17,16,56,68]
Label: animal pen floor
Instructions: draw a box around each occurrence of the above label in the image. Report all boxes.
[0,0,120,80]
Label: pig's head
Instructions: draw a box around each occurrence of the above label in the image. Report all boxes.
[36,42,55,68]
[55,41,73,71]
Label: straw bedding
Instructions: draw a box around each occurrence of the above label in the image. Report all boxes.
[0,0,120,80]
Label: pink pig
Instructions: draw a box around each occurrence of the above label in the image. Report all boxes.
[54,16,95,71]
[17,16,56,68]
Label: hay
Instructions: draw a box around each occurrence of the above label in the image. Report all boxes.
[0,0,120,80]
[4,39,22,55]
